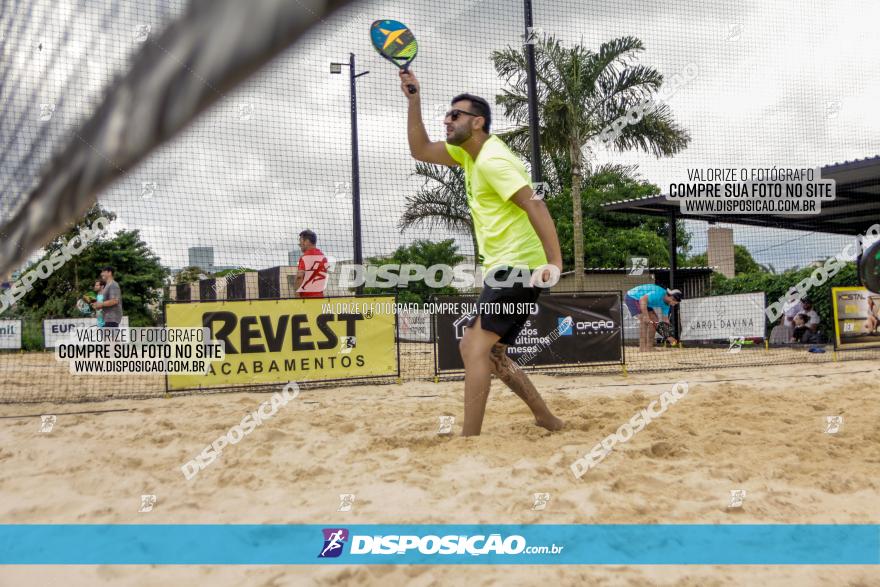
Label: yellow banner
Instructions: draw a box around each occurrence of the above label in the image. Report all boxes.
[831,287,880,350]
[166,297,397,390]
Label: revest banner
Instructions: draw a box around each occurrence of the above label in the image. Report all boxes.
[43,316,129,348]
[679,293,765,341]
[165,297,398,390]
[434,292,622,373]
[831,287,880,350]
[0,319,22,349]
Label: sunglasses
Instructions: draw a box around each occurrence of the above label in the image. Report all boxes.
[445,108,481,121]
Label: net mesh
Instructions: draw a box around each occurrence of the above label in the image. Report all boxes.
[0,0,183,221]
[1,0,879,403]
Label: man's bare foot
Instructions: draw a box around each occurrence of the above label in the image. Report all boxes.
[536,415,564,431]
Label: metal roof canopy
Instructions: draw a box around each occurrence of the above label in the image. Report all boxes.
[597,156,880,336]
[601,156,880,236]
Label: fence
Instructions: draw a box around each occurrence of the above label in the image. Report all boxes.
[1,0,879,402]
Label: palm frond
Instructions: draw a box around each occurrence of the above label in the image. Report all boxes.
[612,102,691,157]
[399,164,472,235]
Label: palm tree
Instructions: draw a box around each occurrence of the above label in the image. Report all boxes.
[493,35,690,290]
[398,162,479,266]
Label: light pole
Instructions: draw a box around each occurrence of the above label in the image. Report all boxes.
[331,53,369,295]
[523,0,542,184]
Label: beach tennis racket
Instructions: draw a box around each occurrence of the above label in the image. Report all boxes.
[370,19,419,94]
[859,239,880,293]
[654,321,674,342]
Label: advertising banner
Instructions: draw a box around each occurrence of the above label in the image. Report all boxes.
[679,293,765,341]
[398,310,431,342]
[831,287,880,350]
[43,316,129,348]
[165,297,397,390]
[434,293,622,373]
[0,319,22,349]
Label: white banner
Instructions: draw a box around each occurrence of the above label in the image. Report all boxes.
[680,293,765,341]
[0,319,22,349]
[43,316,129,348]
[398,311,431,342]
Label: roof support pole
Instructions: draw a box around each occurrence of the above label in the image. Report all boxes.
[667,210,680,341]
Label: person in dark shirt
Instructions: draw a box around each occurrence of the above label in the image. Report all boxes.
[93,266,123,327]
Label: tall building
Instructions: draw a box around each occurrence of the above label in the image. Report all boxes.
[188,246,214,271]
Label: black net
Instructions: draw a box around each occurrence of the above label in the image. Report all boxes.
[1,0,878,403]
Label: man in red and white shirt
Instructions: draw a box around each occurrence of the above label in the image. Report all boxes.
[294,229,328,298]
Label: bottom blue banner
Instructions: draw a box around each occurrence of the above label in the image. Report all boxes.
[0,525,877,564]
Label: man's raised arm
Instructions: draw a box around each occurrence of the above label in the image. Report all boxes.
[400,69,457,166]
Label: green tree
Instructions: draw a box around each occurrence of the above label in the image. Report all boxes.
[493,35,690,288]
[40,204,118,296]
[15,205,169,326]
[545,166,692,269]
[363,239,465,305]
[399,163,478,264]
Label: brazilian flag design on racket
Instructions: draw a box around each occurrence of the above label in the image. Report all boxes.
[370,20,418,66]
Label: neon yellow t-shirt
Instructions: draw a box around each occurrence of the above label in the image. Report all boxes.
[445,136,547,270]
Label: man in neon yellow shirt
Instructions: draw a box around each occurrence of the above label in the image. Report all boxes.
[400,69,564,436]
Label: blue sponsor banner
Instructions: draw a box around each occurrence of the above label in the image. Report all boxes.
[0,525,877,564]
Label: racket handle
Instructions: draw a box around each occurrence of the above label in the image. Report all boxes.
[401,64,417,94]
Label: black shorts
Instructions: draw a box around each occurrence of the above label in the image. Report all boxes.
[467,267,542,345]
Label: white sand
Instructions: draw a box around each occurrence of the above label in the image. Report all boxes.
[1,359,878,585]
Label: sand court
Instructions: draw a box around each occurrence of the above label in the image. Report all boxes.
[0,360,877,584]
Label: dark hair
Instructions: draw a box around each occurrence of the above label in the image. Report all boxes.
[666,288,683,302]
[451,93,491,133]
[101,266,115,274]
[801,297,812,305]
[796,313,810,322]
[94,279,105,286]
[299,229,317,245]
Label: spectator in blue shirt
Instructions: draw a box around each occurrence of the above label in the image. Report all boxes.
[625,284,683,352]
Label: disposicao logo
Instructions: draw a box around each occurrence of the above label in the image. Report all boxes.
[315,530,564,557]
[318,528,349,558]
